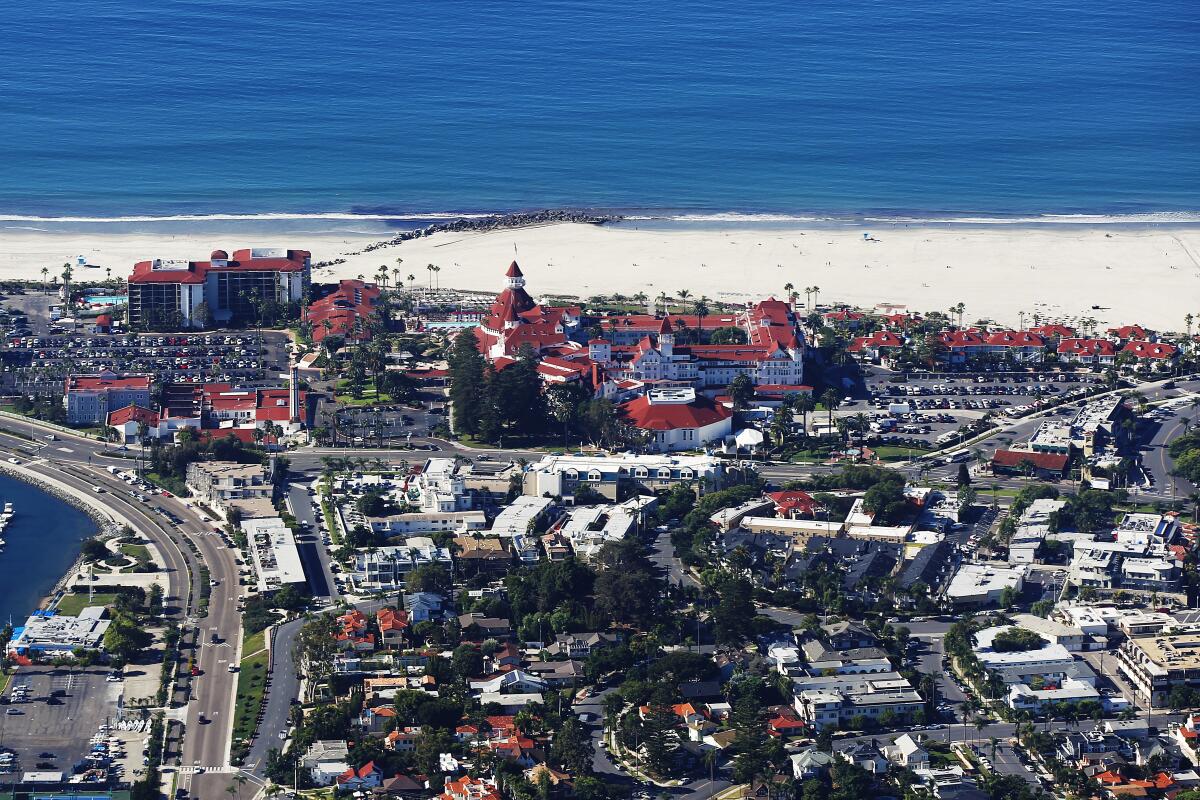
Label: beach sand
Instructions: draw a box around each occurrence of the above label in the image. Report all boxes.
[3,222,1199,331]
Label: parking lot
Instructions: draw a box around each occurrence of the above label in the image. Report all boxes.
[331,400,443,445]
[846,370,1107,450]
[0,330,292,395]
[0,665,147,784]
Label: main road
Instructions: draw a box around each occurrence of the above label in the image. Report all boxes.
[0,419,246,799]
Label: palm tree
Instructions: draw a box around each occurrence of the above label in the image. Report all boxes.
[657,291,669,314]
[809,285,821,310]
[693,295,709,334]
[677,288,692,305]
[794,393,816,443]
[783,282,795,306]
[820,388,841,438]
[952,302,966,329]
[426,263,436,290]
[376,265,388,289]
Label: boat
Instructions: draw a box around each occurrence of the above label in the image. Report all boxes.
[3,502,13,514]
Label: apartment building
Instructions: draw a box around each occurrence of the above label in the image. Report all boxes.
[185,461,272,516]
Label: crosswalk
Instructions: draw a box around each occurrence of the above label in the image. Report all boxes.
[178,765,235,775]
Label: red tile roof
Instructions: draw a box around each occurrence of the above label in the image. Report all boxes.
[1030,323,1076,338]
[1123,340,1178,359]
[128,249,309,284]
[848,331,904,352]
[67,374,152,392]
[1058,338,1115,357]
[984,330,1046,347]
[306,279,382,342]
[620,393,733,431]
[107,405,159,427]
[992,449,1068,472]
[768,489,820,517]
[1108,324,1150,340]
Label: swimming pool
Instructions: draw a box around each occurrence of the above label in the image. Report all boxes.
[83,295,127,306]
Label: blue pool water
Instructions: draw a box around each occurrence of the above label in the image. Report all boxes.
[1,0,1197,221]
[83,296,128,306]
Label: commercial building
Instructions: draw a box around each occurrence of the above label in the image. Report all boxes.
[243,516,306,593]
[65,373,152,425]
[1117,626,1200,707]
[523,452,725,500]
[126,246,310,330]
[6,608,111,657]
[944,563,1025,607]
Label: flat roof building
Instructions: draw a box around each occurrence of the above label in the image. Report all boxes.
[243,516,306,593]
[7,609,111,657]
[945,563,1025,607]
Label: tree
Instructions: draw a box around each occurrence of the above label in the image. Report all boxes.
[193,301,213,329]
[729,374,755,410]
[640,703,678,776]
[593,539,662,627]
[820,388,841,437]
[710,326,748,345]
[451,643,484,678]
[103,611,153,664]
[713,574,756,646]
[956,461,972,486]
[447,329,486,436]
[550,717,592,776]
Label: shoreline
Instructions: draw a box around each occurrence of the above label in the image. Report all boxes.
[0,463,114,610]
[1,214,1199,330]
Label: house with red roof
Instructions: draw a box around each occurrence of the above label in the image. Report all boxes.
[823,309,865,329]
[376,607,410,648]
[1030,323,1076,340]
[65,372,152,425]
[847,331,905,364]
[126,246,310,330]
[335,762,383,790]
[106,405,162,444]
[1058,338,1116,365]
[1122,341,1179,363]
[935,330,987,363]
[1107,324,1152,343]
[335,609,375,652]
[304,279,381,343]
[767,489,823,519]
[439,775,500,800]
[620,388,733,452]
[982,330,1046,362]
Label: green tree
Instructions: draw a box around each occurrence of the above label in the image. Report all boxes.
[729,373,755,410]
[448,328,486,435]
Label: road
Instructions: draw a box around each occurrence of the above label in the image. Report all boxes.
[0,420,245,800]
[242,615,304,776]
[285,482,337,600]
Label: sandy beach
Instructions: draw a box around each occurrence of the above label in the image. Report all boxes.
[3,222,1199,331]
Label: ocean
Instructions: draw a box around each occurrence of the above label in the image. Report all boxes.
[0,474,99,626]
[2,0,1197,224]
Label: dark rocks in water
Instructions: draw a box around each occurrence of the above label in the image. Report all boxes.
[314,210,623,268]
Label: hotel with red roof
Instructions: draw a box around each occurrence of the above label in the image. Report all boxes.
[126,246,310,330]
[474,262,806,401]
[304,279,382,343]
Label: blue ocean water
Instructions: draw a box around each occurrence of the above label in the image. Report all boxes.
[0,473,99,625]
[2,0,1197,221]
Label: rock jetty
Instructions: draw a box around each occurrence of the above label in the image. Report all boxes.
[315,209,622,267]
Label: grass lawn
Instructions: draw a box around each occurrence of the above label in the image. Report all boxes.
[873,445,933,461]
[242,629,266,658]
[0,669,12,695]
[120,543,151,562]
[57,591,121,616]
[145,471,189,497]
[334,379,393,407]
[232,649,271,746]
